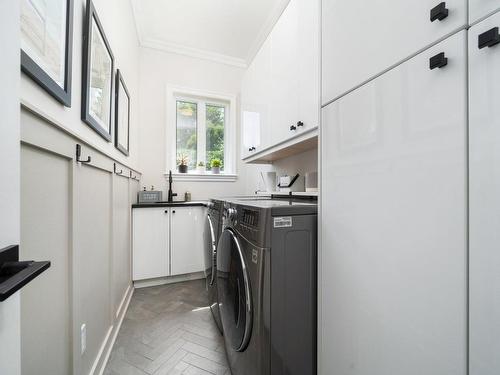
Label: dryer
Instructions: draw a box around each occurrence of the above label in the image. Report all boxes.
[217,198,317,375]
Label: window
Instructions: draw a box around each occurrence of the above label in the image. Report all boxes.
[167,86,237,181]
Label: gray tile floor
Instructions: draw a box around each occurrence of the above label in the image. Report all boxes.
[104,280,230,375]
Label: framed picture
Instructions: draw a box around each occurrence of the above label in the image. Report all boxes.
[82,0,114,141]
[21,0,74,106]
[115,70,130,156]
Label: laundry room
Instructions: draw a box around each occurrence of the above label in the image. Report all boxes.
[1,0,499,374]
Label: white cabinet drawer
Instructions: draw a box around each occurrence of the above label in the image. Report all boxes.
[322,0,467,105]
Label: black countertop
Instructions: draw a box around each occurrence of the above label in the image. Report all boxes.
[132,201,207,208]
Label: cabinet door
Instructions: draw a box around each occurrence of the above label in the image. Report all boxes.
[297,0,320,133]
[470,0,500,25]
[241,38,271,159]
[269,0,299,146]
[132,208,169,280]
[171,207,205,276]
[322,0,467,105]
[469,12,500,375]
[321,31,467,375]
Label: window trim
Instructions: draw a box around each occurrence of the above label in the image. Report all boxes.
[166,84,237,181]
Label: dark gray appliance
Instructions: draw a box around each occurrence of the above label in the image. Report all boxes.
[217,198,317,375]
[204,198,224,333]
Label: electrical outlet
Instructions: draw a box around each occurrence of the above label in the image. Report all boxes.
[81,324,87,355]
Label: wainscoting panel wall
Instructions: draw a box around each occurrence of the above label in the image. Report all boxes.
[20,106,141,375]
[20,145,72,375]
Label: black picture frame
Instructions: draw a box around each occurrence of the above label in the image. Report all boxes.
[82,0,114,142]
[115,70,130,156]
[21,0,74,107]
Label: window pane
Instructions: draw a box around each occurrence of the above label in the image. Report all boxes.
[206,104,225,171]
[176,101,197,170]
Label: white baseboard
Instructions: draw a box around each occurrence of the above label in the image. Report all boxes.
[133,272,205,289]
[91,285,134,375]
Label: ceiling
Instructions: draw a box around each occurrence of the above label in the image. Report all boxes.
[131,0,289,68]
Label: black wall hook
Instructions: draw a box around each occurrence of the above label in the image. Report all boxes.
[76,144,91,163]
[114,163,123,175]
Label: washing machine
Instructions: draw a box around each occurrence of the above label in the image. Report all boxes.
[217,198,317,375]
[204,198,224,333]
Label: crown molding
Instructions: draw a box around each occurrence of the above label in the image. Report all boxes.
[140,37,248,68]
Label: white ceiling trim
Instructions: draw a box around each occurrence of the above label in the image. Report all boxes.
[140,37,248,68]
[130,0,290,69]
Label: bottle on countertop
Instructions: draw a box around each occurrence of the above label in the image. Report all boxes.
[185,191,191,202]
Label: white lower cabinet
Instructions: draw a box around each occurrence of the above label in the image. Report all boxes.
[170,207,205,276]
[469,0,500,25]
[132,208,170,280]
[469,12,500,375]
[321,31,467,375]
[132,206,205,281]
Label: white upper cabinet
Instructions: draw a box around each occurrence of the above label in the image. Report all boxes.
[469,0,500,24]
[322,0,467,105]
[170,207,205,276]
[321,31,467,375]
[469,12,500,375]
[241,0,319,161]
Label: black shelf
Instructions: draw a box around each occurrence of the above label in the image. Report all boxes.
[0,245,51,302]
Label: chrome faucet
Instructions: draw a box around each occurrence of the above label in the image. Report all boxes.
[167,170,177,203]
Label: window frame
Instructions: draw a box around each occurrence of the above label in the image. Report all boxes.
[166,85,237,181]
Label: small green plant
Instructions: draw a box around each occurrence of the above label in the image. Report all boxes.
[210,158,221,168]
[177,153,189,166]
[197,161,205,167]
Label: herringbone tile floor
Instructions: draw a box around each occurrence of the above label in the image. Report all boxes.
[104,279,230,375]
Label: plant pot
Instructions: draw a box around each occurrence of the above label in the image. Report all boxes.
[197,166,205,174]
[211,167,220,174]
[178,164,188,173]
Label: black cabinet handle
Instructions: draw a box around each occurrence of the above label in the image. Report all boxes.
[297,121,304,127]
[290,125,297,131]
[430,2,449,22]
[429,52,448,70]
[248,147,256,152]
[172,210,176,213]
[478,27,500,49]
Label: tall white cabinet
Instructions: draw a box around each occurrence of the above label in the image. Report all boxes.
[322,0,467,104]
[320,31,468,374]
[469,11,500,375]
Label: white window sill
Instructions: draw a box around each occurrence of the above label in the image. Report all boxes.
[164,172,238,182]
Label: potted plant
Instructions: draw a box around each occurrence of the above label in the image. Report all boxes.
[177,153,189,173]
[197,161,205,174]
[210,158,221,174]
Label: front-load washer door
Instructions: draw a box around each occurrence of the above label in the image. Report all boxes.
[217,228,253,352]
[204,214,217,286]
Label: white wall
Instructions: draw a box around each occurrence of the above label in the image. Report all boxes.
[138,47,254,200]
[0,1,21,374]
[21,0,141,169]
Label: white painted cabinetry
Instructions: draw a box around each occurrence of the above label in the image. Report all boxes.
[132,208,170,280]
[170,207,205,276]
[132,206,206,281]
[241,0,319,161]
[469,0,500,24]
[321,31,467,374]
[322,0,467,105]
[469,12,500,375]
